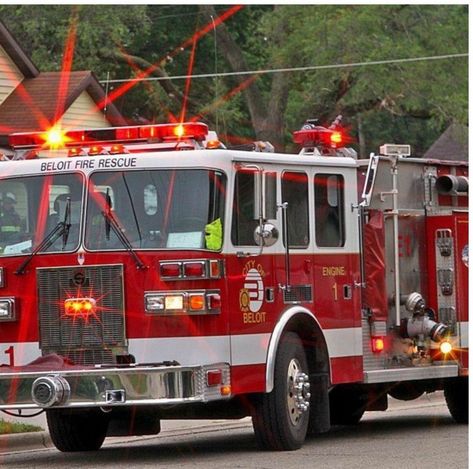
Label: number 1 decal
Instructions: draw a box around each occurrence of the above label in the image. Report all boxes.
[332,283,338,301]
[4,345,14,366]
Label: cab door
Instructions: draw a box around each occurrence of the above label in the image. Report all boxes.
[277,170,313,303]
[227,165,278,394]
[311,168,363,383]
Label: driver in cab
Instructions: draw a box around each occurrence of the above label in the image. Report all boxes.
[0,192,24,242]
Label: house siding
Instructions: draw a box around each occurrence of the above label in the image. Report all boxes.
[0,44,23,106]
[61,91,109,129]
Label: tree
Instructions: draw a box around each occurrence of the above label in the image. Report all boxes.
[201,4,467,154]
[0,5,467,154]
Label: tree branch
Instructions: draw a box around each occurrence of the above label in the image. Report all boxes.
[100,50,199,112]
[199,5,267,128]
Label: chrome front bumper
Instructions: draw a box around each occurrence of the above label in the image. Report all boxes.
[0,362,231,410]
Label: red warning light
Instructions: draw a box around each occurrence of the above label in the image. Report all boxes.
[9,122,209,149]
[64,298,97,319]
[293,127,349,149]
[330,131,343,146]
[371,337,385,353]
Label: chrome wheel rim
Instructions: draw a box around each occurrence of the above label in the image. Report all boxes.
[287,358,311,426]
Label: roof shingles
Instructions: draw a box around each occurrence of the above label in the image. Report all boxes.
[0,71,124,135]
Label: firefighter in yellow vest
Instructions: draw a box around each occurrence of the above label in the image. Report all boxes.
[0,193,23,242]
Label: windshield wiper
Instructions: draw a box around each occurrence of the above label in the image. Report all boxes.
[62,196,72,248]
[102,191,146,270]
[15,198,72,275]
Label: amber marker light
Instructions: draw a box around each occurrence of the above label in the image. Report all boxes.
[68,147,84,157]
[206,140,221,149]
[88,145,104,156]
[110,144,126,155]
[189,294,205,311]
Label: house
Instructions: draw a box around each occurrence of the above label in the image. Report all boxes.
[0,20,125,150]
[424,123,468,161]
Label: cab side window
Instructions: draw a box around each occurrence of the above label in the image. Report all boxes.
[314,174,345,247]
[231,170,258,246]
[281,171,309,248]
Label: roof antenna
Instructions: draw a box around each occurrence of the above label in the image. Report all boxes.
[103,71,110,116]
[210,15,219,133]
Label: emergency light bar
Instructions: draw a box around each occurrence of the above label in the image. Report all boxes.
[293,127,347,149]
[8,122,209,149]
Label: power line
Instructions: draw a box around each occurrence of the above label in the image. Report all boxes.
[150,7,229,21]
[99,53,468,84]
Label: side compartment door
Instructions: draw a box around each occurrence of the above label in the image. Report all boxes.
[454,213,468,353]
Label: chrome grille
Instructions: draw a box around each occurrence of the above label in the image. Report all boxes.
[37,265,126,365]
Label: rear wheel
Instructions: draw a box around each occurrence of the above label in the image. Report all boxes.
[252,332,310,451]
[388,382,425,401]
[444,377,468,424]
[329,385,367,425]
[47,408,109,452]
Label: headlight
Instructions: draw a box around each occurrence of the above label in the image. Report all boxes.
[145,291,220,315]
[145,293,185,313]
[0,298,15,321]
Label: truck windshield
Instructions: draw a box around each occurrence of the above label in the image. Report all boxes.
[85,169,226,251]
[0,173,83,256]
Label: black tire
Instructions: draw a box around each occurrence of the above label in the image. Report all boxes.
[388,382,425,401]
[47,408,109,452]
[329,385,366,425]
[444,377,468,424]
[252,332,310,451]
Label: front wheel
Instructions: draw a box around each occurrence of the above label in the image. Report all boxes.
[252,332,310,451]
[47,408,109,452]
[444,377,468,424]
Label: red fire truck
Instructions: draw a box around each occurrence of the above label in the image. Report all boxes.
[0,120,467,452]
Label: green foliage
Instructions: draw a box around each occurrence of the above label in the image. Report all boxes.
[0,5,467,153]
[0,5,150,73]
[276,5,467,151]
[0,418,43,434]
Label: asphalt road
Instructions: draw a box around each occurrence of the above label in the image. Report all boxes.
[0,392,468,469]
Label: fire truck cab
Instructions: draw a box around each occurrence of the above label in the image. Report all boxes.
[0,121,467,452]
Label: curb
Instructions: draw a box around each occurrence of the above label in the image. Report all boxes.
[0,431,52,454]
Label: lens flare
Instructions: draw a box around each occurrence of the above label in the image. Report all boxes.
[174,124,185,138]
[440,341,453,354]
[44,126,67,148]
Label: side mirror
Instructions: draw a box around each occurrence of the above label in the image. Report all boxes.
[254,222,278,247]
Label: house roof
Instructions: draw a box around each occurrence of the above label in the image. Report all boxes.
[424,123,468,161]
[0,70,126,142]
[0,20,39,78]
